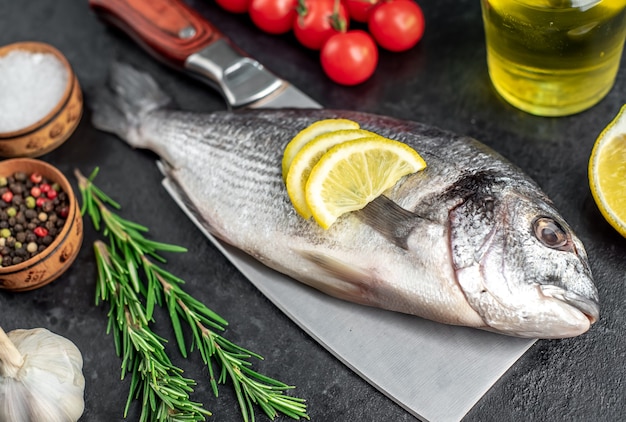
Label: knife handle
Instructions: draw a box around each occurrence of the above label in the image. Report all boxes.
[90,0,285,108]
[88,0,221,67]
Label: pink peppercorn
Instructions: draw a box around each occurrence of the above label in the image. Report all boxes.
[1,191,13,203]
[29,173,42,184]
[33,227,48,238]
[36,197,47,208]
[59,207,69,218]
[39,183,51,194]
[30,186,41,197]
[46,189,57,200]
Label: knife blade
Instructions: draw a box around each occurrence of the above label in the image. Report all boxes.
[89,1,535,420]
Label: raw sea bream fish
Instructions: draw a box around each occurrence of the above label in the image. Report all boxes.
[91,63,600,339]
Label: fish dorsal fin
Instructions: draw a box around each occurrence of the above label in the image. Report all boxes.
[356,195,423,250]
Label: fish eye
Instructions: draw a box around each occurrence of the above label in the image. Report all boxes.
[533,217,569,249]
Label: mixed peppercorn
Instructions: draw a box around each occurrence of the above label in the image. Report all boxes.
[0,171,69,266]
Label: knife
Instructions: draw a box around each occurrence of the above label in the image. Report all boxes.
[89,1,535,421]
[89,0,318,109]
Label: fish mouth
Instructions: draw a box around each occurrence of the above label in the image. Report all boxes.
[564,292,600,324]
[539,285,600,325]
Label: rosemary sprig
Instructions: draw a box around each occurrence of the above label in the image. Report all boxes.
[94,241,210,422]
[77,168,309,421]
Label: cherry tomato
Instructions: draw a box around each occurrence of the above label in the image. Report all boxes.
[320,30,378,85]
[249,0,297,34]
[293,0,349,50]
[368,0,425,52]
[215,0,251,14]
[342,0,379,23]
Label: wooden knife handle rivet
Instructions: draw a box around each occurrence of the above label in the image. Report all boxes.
[178,26,197,39]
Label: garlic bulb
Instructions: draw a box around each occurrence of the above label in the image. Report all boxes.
[0,326,85,422]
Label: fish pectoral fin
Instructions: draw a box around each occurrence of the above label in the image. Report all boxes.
[355,195,425,250]
[298,251,375,306]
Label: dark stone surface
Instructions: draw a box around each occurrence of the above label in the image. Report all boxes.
[1,0,624,421]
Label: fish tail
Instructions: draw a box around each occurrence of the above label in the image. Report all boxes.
[90,62,171,147]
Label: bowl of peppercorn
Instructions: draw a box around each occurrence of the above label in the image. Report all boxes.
[0,158,83,291]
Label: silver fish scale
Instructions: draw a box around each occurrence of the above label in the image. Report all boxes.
[139,107,552,251]
[140,109,471,310]
[142,110,323,243]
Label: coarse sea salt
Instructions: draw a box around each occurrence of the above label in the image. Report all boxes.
[0,49,69,133]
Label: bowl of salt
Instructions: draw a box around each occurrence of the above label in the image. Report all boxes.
[0,42,82,158]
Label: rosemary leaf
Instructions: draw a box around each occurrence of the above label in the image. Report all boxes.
[167,293,188,358]
[145,273,158,321]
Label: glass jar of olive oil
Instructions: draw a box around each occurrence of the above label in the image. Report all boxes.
[481,0,626,116]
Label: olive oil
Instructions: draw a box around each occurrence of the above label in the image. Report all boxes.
[481,0,626,116]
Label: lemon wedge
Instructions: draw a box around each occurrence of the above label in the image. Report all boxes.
[286,129,381,218]
[305,136,427,229]
[589,104,626,237]
[282,118,360,179]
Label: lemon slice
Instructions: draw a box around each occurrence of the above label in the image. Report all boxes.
[306,137,427,229]
[286,129,381,218]
[589,104,626,237]
[282,118,360,179]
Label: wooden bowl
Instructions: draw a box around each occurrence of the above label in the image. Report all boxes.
[0,42,83,158]
[0,158,83,291]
